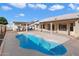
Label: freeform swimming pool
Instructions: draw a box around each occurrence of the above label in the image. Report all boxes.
[16,34,67,56]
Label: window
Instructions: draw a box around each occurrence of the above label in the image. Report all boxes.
[70,23,73,31]
[43,24,45,29]
[52,24,54,30]
[59,24,67,31]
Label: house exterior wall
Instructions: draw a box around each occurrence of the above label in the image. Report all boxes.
[28,19,79,38]
[13,23,28,31]
[38,19,79,37]
[74,19,79,37]
[12,18,79,38]
[13,23,18,31]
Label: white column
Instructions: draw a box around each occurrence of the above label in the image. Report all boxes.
[35,25,36,30]
[67,23,70,35]
[38,24,40,31]
[56,23,59,33]
[26,24,27,32]
[38,24,41,31]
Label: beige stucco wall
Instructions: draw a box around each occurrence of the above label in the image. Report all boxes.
[40,19,76,36]
[13,23,28,31]
[74,19,79,37]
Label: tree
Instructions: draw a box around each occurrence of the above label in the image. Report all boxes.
[0,17,8,39]
[0,17,8,25]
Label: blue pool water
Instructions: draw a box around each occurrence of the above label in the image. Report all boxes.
[16,34,67,56]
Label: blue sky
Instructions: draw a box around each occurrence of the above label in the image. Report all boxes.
[0,3,79,23]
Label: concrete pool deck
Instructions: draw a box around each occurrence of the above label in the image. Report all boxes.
[63,36,79,56]
[18,31,70,44]
[0,31,79,56]
[1,31,46,56]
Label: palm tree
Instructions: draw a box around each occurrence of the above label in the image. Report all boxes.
[0,17,8,39]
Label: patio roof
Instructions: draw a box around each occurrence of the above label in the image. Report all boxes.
[40,12,79,22]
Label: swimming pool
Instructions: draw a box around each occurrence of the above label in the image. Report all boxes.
[16,34,67,56]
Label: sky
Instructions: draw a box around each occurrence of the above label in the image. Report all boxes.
[0,3,79,23]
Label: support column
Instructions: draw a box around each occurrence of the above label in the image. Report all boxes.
[55,23,58,33]
[37,25,39,30]
[56,23,59,33]
[26,24,27,32]
[67,23,70,35]
[38,24,41,31]
[34,25,36,30]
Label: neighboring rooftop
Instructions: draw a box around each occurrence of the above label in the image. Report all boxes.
[13,21,30,24]
[13,20,40,26]
[40,12,79,22]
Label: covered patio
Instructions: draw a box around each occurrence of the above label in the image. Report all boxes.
[40,19,76,36]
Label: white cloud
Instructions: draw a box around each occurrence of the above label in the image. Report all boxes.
[36,4,47,9]
[68,3,79,11]
[77,7,79,10]
[68,3,76,9]
[19,13,25,16]
[28,4,47,10]
[15,13,25,17]
[48,4,64,11]
[1,6,12,10]
[28,4,35,8]
[9,3,26,8]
